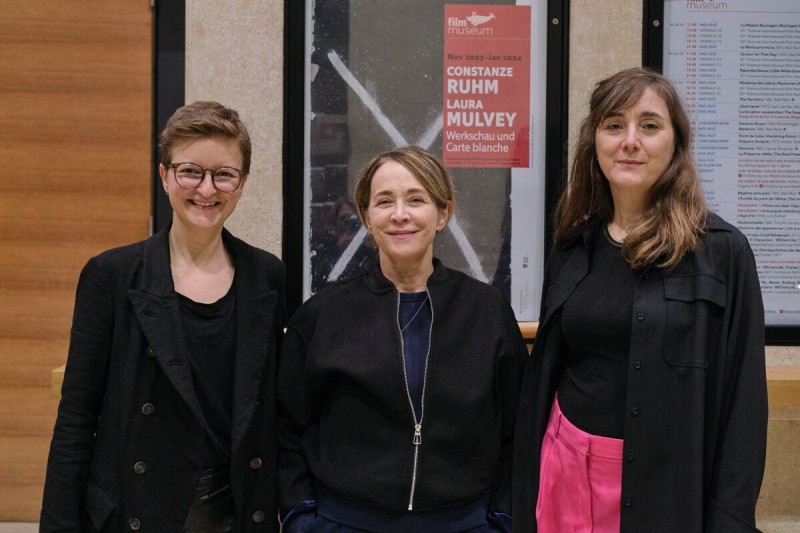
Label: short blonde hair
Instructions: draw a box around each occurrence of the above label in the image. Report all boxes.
[354,146,455,225]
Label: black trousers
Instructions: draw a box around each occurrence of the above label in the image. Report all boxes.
[182,466,235,533]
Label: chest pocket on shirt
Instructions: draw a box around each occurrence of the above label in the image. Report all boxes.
[663,274,727,368]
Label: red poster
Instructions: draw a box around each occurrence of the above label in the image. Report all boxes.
[442,4,531,168]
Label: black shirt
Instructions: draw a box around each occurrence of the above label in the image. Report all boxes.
[177,286,237,467]
[557,227,639,438]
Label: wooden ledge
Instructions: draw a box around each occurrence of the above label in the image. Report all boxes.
[767,365,800,407]
[52,364,65,398]
[519,321,539,343]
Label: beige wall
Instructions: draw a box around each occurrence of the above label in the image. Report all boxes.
[185,0,798,364]
[568,0,642,158]
[186,0,285,255]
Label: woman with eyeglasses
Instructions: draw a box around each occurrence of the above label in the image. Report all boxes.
[41,101,286,532]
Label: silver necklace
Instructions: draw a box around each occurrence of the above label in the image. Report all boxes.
[400,295,429,333]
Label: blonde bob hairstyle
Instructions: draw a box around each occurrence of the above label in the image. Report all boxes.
[354,145,455,226]
[554,67,708,270]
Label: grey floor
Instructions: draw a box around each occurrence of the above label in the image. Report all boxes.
[0,525,37,533]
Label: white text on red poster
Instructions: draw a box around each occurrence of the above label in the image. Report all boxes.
[443,5,531,168]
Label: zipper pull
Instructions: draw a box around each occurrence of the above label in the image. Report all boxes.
[413,423,422,445]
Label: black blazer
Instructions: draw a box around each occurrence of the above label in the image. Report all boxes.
[41,227,285,532]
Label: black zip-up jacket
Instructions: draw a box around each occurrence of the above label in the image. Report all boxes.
[513,214,768,532]
[278,259,528,517]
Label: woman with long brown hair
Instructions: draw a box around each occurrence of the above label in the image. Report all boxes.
[513,68,767,532]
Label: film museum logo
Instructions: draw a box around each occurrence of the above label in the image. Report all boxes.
[686,0,730,11]
[447,11,496,35]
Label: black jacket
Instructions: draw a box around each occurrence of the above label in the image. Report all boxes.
[278,260,528,516]
[41,227,285,532]
[513,214,768,532]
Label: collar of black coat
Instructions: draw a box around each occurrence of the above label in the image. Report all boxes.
[364,257,449,294]
[561,210,731,249]
[138,223,247,298]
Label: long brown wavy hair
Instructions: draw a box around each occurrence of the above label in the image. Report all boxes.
[554,67,708,270]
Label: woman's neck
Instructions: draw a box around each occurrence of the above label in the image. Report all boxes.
[608,195,645,243]
[380,255,433,293]
[169,223,225,264]
[168,225,233,302]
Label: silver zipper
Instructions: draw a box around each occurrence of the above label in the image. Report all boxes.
[396,288,434,511]
[408,424,422,510]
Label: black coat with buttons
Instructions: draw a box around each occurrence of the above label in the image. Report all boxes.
[512,214,768,532]
[40,227,285,532]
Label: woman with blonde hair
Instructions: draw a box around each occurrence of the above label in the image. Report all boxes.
[279,146,528,532]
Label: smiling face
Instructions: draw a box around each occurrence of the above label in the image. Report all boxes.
[364,160,451,274]
[595,88,675,203]
[159,136,246,235]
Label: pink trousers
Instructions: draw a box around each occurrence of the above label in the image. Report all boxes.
[535,396,624,533]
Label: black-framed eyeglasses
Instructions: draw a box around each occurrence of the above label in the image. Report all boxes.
[168,162,246,193]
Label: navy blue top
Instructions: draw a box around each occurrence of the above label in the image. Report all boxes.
[399,291,431,419]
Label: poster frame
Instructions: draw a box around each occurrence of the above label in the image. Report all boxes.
[282,0,571,321]
[642,0,800,345]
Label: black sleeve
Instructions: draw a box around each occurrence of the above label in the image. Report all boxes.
[705,238,768,532]
[276,318,317,517]
[489,295,529,515]
[40,256,115,531]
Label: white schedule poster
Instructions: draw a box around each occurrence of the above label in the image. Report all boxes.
[663,0,800,326]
